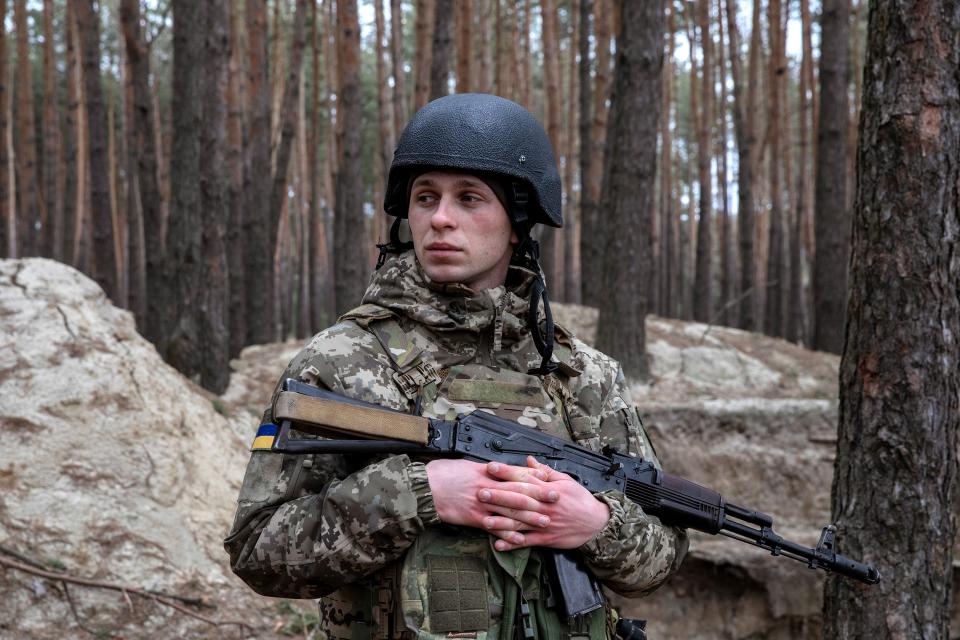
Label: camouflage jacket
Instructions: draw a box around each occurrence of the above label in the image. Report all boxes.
[224,252,687,638]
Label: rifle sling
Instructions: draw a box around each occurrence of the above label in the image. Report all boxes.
[273,391,431,445]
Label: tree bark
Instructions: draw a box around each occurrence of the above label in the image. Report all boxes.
[763,0,785,337]
[165,0,231,393]
[580,0,613,307]
[787,0,813,345]
[692,0,712,323]
[430,0,452,100]
[476,0,492,93]
[227,0,247,356]
[334,0,367,315]
[736,0,761,331]
[563,0,581,304]
[595,0,663,380]
[455,0,472,92]
[41,0,62,261]
[14,0,41,258]
[715,0,733,326]
[74,0,117,302]
[413,0,435,111]
[390,0,407,134]
[244,0,273,345]
[374,0,394,250]
[812,0,850,353]
[577,0,592,305]
[823,3,960,637]
[659,2,675,317]
[539,0,564,298]
[0,0,9,259]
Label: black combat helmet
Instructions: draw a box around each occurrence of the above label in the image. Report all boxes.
[384,93,562,229]
[379,93,562,377]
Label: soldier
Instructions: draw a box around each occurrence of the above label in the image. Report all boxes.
[225,93,687,639]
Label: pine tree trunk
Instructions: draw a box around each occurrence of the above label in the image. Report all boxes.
[812,0,849,353]
[75,0,117,301]
[120,0,165,346]
[269,0,308,264]
[430,0,452,100]
[692,0,712,323]
[14,0,41,258]
[390,0,407,134]
[763,0,785,337]
[563,0,581,305]
[227,1,247,356]
[715,0,733,326]
[64,0,81,266]
[580,0,612,307]
[413,0,435,111]
[334,0,367,315]
[539,0,564,299]
[373,0,394,256]
[659,3,675,318]
[0,0,8,259]
[244,0,274,345]
[577,0,592,306]
[476,0,492,93]
[736,0,760,331]
[455,0,472,92]
[309,0,332,332]
[823,4,960,637]
[120,15,144,324]
[595,0,663,380]
[165,0,231,393]
[42,0,62,261]
[787,0,813,345]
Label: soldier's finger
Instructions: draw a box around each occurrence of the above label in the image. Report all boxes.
[526,456,571,482]
[482,515,525,531]
[483,503,550,529]
[492,533,528,552]
[478,487,546,513]
[486,481,559,503]
[486,461,548,483]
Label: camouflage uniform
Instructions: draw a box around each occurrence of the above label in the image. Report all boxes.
[225,251,687,639]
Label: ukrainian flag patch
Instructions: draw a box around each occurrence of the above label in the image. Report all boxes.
[251,423,278,451]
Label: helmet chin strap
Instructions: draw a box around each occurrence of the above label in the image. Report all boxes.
[376,217,414,270]
[509,182,558,377]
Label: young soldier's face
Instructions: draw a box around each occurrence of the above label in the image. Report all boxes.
[408,171,518,290]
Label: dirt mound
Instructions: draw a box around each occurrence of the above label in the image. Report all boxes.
[0,259,310,639]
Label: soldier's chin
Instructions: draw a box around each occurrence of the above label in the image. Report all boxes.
[420,263,465,285]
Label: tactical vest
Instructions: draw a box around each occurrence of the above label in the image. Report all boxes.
[316,305,614,640]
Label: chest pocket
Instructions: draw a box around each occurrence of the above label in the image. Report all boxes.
[430,364,572,440]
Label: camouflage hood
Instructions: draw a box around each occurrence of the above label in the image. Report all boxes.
[360,251,538,350]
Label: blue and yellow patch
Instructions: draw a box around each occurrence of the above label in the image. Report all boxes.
[251,423,278,451]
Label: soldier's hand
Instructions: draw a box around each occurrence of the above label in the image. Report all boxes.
[480,456,610,551]
[425,458,559,536]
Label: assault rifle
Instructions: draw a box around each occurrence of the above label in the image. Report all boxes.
[262,379,881,594]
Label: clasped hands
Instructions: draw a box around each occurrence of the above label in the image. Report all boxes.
[425,456,611,552]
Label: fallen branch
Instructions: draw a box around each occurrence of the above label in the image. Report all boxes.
[0,554,256,633]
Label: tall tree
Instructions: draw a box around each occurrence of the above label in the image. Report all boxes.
[787,0,813,344]
[692,0,713,323]
[577,0,592,304]
[595,0,663,380]
[390,0,407,134]
[244,0,273,345]
[41,0,62,261]
[659,1,676,317]
[812,0,850,353]
[165,0,231,393]
[373,0,393,253]
[309,0,333,332]
[227,0,247,355]
[563,0,581,304]
[763,0,786,337]
[476,0,492,93]
[413,0,435,110]
[736,0,761,331]
[715,0,733,326]
[74,0,117,302]
[580,0,613,306]
[14,0,40,257]
[430,0,452,99]
[120,0,164,344]
[334,0,366,315]
[0,0,8,259]
[822,3,960,638]
[540,0,563,297]
[455,0,472,92]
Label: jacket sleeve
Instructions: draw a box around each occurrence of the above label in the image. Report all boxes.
[576,368,688,597]
[223,324,441,599]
